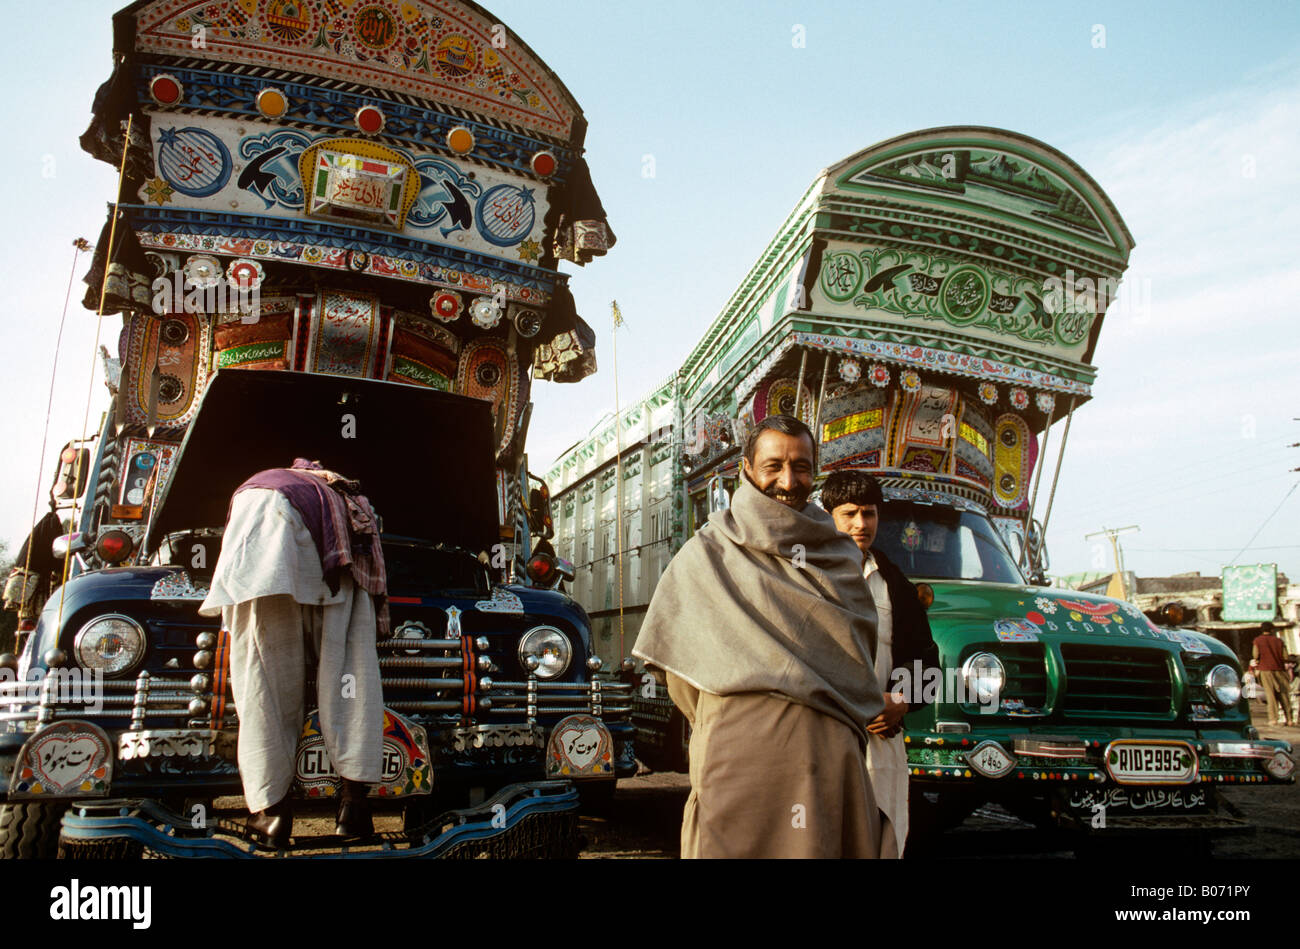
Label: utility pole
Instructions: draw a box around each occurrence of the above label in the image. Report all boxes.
[1085,525,1140,601]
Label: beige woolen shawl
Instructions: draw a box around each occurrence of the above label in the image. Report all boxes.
[633,477,883,741]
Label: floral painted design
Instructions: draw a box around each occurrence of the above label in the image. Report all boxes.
[978,382,998,405]
[838,358,861,383]
[1010,388,1030,410]
[900,369,922,393]
[1034,596,1057,614]
[143,177,174,206]
[868,363,890,388]
[1035,392,1056,415]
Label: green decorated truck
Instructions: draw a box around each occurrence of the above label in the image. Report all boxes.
[547,127,1295,843]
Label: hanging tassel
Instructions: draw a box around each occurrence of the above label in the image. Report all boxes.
[146,361,160,436]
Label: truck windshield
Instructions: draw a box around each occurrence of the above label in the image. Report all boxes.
[874,501,1025,584]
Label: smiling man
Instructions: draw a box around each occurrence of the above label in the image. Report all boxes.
[633,415,884,858]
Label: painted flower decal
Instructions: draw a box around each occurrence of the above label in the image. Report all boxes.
[183,255,222,288]
[868,363,890,388]
[226,258,264,291]
[1010,388,1030,410]
[1035,392,1056,415]
[143,178,174,207]
[900,369,922,393]
[1034,596,1057,614]
[470,297,502,329]
[517,239,541,263]
[838,358,861,383]
[978,382,998,405]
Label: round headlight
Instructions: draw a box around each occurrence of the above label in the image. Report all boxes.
[518,626,571,679]
[1206,664,1241,708]
[961,651,1006,707]
[74,614,146,676]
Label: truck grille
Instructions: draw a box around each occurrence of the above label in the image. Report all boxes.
[1060,643,1173,717]
[1000,643,1048,711]
[0,631,631,734]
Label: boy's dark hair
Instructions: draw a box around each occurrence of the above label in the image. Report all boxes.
[820,468,884,512]
[743,414,817,469]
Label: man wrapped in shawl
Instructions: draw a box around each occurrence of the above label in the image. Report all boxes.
[633,416,884,858]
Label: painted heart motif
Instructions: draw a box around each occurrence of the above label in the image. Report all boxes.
[556,723,605,771]
[33,736,101,790]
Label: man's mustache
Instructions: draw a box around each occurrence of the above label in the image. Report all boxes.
[763,484,809,505]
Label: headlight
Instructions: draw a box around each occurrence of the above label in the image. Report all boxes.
[518,626,571,679]
[961,651,1006,707]
[73,614,146,676]
[1206,664,1241,708]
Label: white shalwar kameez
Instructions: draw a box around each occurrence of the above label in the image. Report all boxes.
[863,552,909,858]
[198,488,382,812]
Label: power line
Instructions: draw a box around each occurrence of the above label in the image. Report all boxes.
[1126,545,1300,553]
[1051,471,1294,530]
[1051,453,1295,515]
[1227,482,1299,567]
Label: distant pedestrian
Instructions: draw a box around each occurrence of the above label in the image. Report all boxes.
[1287,656,1299,725]
[1252,623,1293,727]
[1243,664,1262,702]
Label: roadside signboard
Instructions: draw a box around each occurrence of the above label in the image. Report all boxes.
[1221,563,1278,622]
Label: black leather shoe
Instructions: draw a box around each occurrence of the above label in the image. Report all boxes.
[336,779,373,838]
[246,799,293,849]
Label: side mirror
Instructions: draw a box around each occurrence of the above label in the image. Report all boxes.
[52,532,89,560]
[527,477,554,540]
[52,445,91,501]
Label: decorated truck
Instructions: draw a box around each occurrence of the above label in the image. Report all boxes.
[549,127,1294,842]
[0,0,634,858]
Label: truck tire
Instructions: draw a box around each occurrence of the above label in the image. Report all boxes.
[905,791,978,855]
[576,778,616,817]
[58,837,144,860]
[0,802,66,859]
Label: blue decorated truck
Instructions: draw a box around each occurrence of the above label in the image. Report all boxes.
[0,0,630,857]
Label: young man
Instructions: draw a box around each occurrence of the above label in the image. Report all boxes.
[821,468,940,857]
[634,416,884,858]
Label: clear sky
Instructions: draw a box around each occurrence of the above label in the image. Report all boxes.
[1,0,1297,585]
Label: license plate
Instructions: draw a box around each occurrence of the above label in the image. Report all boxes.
[1104,740,1198,785]
[294,707,432,798]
